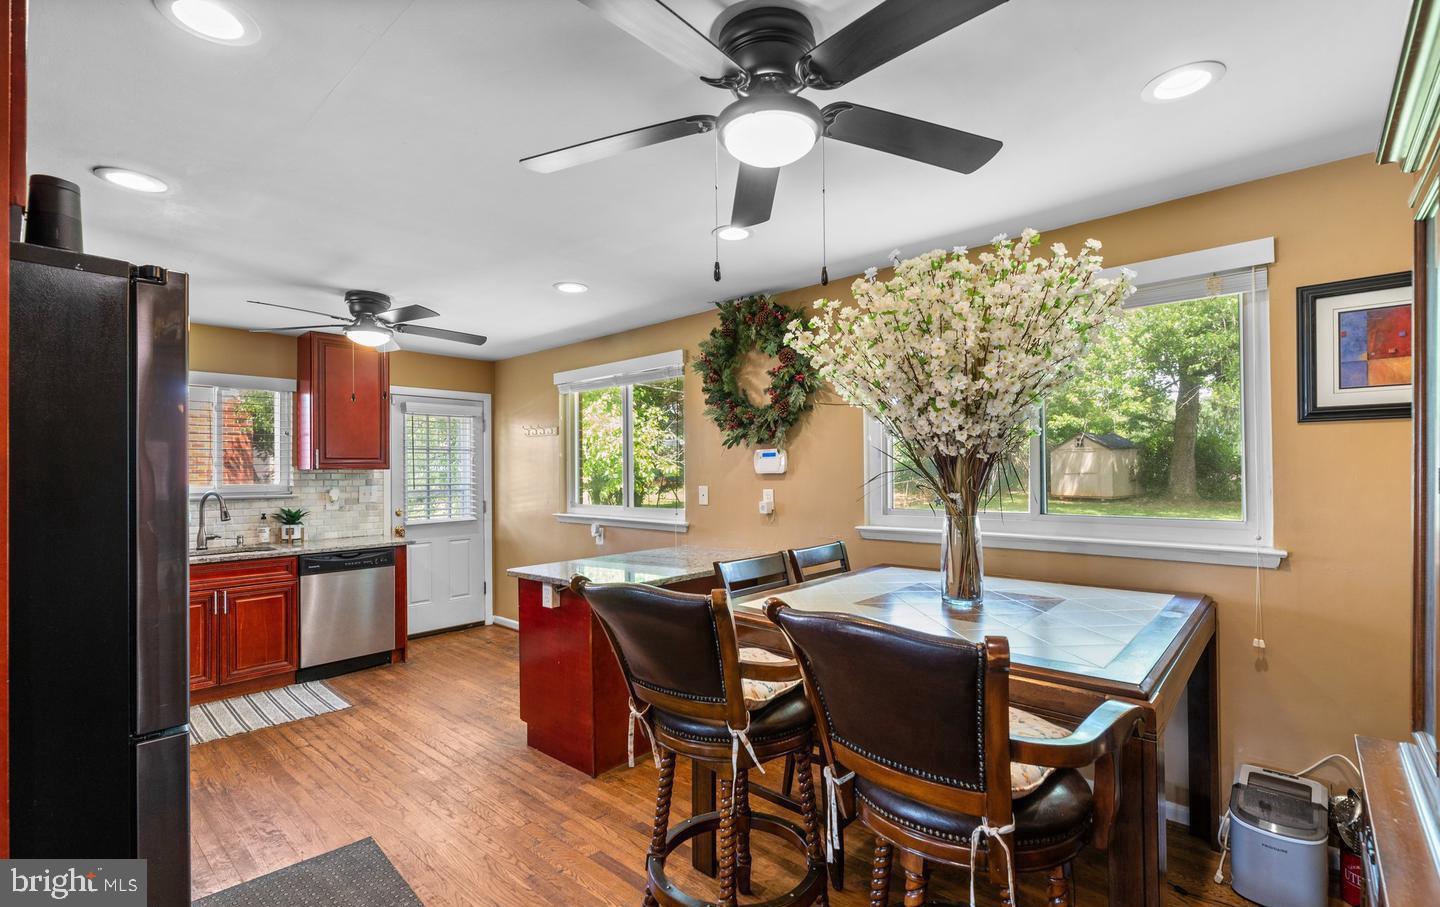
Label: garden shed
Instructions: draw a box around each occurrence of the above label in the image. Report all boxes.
[1049,432,1140,500]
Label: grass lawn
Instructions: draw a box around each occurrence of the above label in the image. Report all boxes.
[1046,495,1241,520]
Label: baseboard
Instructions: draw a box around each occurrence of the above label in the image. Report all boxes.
[1165,799,1191,826]
[491,615,519,630]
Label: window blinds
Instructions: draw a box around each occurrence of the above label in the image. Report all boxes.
[553,350,685,395]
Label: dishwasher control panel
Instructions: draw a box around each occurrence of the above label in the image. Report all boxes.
[299,547,396,575]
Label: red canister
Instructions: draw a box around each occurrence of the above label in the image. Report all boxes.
[1341,849,1365,906]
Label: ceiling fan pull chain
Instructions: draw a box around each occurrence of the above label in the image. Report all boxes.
[712,129,721,282]
[820,134,829,286]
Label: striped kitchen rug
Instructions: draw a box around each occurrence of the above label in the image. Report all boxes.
[190,681,351,745]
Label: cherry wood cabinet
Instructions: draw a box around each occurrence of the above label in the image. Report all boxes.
[295,331,390,470]
[190,557,299,703]
[188,589,219,691]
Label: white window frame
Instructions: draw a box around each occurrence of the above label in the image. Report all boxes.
[555,351,688,532]
[400,400,481,526]
[858,239,1287,569]
[187,371,295,499]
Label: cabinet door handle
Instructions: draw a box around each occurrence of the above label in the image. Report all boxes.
[212,592,219,616]
[221,591,229,615]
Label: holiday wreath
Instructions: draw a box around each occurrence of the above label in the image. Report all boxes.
[694,294,821,448]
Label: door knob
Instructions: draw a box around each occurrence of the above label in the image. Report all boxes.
[394,525,407,538]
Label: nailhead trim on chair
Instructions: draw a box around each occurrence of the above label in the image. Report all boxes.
[857,791,1091,849]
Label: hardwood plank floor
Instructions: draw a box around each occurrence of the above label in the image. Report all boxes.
[191,627,1257,905]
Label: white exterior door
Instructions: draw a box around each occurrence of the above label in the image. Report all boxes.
[389,395,487,634]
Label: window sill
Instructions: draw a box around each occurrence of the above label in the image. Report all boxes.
[855,524,1287,568]
[554,512,689,533]
[189,489,294,501]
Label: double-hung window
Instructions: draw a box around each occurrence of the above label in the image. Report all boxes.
[188,372,294,497]
[556,351,687,531]
[861,239,1285,567]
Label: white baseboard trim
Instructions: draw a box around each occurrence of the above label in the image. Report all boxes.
[1165,799,1191,826]
[491,615,519,631]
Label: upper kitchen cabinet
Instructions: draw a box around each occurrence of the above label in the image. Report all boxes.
[295,332,390,470]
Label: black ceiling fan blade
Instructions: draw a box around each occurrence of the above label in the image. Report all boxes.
[575,0,742,81]
[378,304,439,324]
[521,115,716,173]
[823,103,1001,174]
[394,324,488,348]
[800,0,1009,89]
[247,299,350,322]
[730,164,779,228]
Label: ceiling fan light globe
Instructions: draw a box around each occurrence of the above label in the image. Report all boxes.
[345,324,393,348]
[718,94,821,169]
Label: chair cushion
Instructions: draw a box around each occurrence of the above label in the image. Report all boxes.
[1009,707,1071,796]
[738,646,802,709]
[652,683,813,746]
[855,768,1093,850]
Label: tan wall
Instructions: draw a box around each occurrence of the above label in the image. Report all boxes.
[494,154,1417,797]
[188,323,494,392]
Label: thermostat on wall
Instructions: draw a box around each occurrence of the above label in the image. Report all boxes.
[753,448,787,475]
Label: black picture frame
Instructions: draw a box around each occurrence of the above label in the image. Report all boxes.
[1297,271,1414,422]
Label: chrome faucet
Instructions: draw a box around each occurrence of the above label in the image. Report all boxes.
[195,491,231,551]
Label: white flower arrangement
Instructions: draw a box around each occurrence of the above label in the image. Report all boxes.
[785,230,1134,597]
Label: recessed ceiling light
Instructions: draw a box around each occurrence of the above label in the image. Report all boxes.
[713,225,750,242]
[92,166,169,194]
[1141,61,1225,103]
[154,0,260,46]
[554,281,589,294]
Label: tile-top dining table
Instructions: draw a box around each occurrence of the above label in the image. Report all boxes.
[716,565,1219,907]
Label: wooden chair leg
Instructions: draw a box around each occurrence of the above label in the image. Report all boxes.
[642,748,676,907]
[794,744,828,906]
[1046,862,1075,907]
[869,838,892,907]
[782,754,796,799]
[717,777,738,907]
[734,768,753,896]
[899,849,929,907]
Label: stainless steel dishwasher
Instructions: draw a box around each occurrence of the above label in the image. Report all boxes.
[297,547,397,681]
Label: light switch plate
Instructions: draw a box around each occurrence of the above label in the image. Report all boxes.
[542,584,557,608]
[698,485,709,505]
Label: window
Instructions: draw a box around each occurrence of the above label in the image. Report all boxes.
[188,373,294,496]
[403,405,479,523]
[861,239,1284,568]
[556,351,686,530]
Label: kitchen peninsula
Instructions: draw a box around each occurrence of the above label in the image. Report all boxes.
[508,545,758,775]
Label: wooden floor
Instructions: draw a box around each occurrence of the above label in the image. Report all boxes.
[191,627,1254,906]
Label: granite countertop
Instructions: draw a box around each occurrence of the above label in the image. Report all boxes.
[189,535,411,565]
[506,545,759,587]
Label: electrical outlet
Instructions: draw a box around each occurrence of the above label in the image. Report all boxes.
[698,485,709,505]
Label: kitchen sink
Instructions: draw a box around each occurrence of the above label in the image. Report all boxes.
[189,544,282,558]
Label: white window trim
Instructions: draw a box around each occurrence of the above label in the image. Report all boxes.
[557,351,688,532]
[188,371,297,499]
[858,240,1287,569]
[399,399,481,525]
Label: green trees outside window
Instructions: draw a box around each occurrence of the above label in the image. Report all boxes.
[575,377,685,513]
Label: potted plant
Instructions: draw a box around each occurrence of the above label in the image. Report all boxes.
[275,507,310,545]
[786,231,1134,607]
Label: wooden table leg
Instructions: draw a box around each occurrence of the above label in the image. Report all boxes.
[1109,733,1164,907]
[1186,634,1221,848]
[691,759,717,877]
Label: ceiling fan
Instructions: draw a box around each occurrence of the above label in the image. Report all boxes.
[521,0,1008,230]
[247,290,488,352]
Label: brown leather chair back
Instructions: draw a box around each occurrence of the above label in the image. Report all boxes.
[767,601,1014,823]
[714,552,792,596]
[573,577,745,727]
[786,541,852,582]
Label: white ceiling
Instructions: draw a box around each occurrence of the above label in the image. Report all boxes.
[29,0,1410,359]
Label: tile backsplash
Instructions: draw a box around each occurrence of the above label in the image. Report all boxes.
[189,470,388,546]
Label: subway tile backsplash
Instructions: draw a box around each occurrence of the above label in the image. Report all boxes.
[189,470,388,546]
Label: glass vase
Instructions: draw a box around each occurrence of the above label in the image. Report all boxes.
[941,509,984,607]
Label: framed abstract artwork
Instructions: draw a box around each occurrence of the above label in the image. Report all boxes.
[1297,271,1414,422]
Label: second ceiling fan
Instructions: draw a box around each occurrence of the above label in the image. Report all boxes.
[521,0,1008,231]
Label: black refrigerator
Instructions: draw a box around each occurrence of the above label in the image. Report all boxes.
[9,240,190,906]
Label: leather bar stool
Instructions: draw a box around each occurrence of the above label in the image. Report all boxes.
[768,600,1144,907]
[571,576,828,907]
